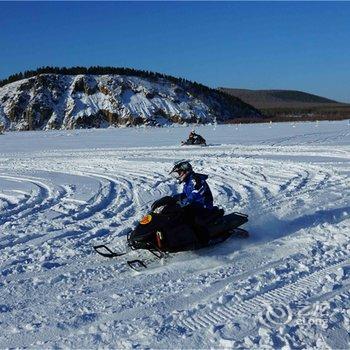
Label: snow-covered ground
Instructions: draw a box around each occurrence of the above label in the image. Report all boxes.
[0,120,349,349]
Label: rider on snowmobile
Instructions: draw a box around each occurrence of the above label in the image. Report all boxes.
[188,130,196,140]
[169,160,220,243]
[187,130,206,145]
[169,160,213,210]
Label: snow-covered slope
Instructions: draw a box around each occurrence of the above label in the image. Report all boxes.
[0,121,349,348]
[0,74,261,130]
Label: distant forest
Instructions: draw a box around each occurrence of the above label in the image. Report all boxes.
[0,66,212,94]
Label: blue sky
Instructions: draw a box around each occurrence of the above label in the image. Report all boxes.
[1,1,349,102]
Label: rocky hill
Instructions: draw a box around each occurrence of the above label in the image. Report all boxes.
[0,71,262,131]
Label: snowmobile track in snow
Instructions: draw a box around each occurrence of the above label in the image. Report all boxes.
[0,123,349,348]
[179,253,350,332]
[0,174,66,226]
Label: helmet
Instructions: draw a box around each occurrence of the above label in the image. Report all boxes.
[169,160,193,183]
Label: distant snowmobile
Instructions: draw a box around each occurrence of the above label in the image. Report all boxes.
[94,195,248,270]
[181,131,207,146]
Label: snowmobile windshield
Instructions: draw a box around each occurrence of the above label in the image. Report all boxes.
[153,205,166,214]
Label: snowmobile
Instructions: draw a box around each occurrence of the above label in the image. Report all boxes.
[181,135,207,146]
[94,195,248,270]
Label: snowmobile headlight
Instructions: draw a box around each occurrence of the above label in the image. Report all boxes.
[140,214,152,225]
[153,205,165,214]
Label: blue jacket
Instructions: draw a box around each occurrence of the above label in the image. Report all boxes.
[182,172,213,209]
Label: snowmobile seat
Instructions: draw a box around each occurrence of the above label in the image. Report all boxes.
[208,206,224,222]
[195,206,224,226]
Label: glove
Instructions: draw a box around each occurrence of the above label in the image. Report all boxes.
[172,193,184,202]
[178,198,189,207]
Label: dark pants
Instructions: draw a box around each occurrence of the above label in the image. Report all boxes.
[183,204,212,245]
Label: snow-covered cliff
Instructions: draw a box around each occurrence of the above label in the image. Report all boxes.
[0,73,262,130]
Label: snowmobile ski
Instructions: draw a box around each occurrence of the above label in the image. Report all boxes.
[93,242,166,271]
[127,259,148,271]
[93,244,128,258]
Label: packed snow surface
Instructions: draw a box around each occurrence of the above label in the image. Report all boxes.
[0,121,349,348]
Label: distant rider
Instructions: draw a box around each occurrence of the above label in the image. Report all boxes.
[187,130,206,145]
